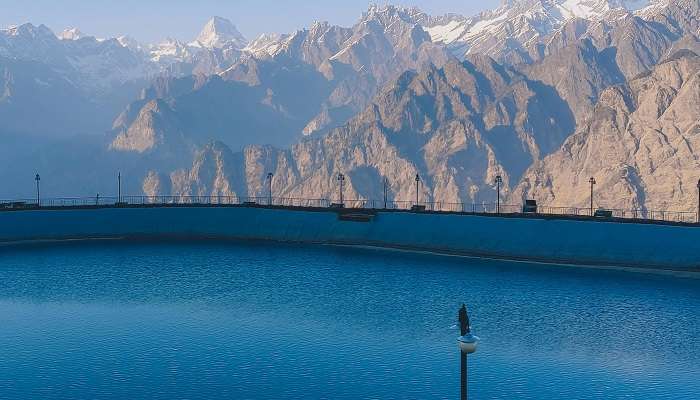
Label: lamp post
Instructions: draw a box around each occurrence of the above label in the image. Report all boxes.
[697,179,700,224]
[337,173,345,206]
[415,174,421,207]
[495,175,502,214]
[34,174,41,207]
[383,177,388,209]
[118,172,122,204]
[589,177,596,216]
[457,304,479,400]
[267,173,274,206]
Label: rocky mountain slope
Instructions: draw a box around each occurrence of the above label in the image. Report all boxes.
[136,0,700,213]
[110,6,451,157]
[3,0,700,213]
[512,50,700,212]
[142,57,576,203]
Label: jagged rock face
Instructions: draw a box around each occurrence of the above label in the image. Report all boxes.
[145,0,700,212]
[5,1,700,213]
[168,142,246,197]
[608,14,677,79]
[110,99,187,154]
[248,6,451,136]
[112,6,453,156]
[111,61,337,154]
[162,58,575,205]
[524,38,625,122]
[511,52,700,212]
[533,0,698,77]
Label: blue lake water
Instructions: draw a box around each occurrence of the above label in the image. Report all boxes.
[0,240,698,399]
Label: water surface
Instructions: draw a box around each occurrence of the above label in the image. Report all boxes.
[0,240,698,399]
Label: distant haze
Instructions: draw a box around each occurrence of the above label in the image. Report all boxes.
[0,0,501,43]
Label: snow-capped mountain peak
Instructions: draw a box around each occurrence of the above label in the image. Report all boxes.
[191,16,247,49]
[555,0,615,19]
[424,0,656,61]
[59,27,84,40]
[243,33,288,57]
[2,23,56,40]
[150,37,192,62]
[117,35,142,51]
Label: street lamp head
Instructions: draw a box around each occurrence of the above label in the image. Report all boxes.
[35,174,40,181]
[495,175,502,184]
[267,172,273,179]
[415,174,420,182]
[589,177,596,185]
[338,173,344,181]
[458,332,480,354]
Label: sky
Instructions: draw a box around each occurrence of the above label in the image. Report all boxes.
[0,0,501,44]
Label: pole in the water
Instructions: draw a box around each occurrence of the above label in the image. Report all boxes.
[457,304,479,400]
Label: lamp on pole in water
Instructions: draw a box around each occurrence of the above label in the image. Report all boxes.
[495,175,503,214]
[34,174,41,207]
[415,174,421,206]
[337,173,345,206]
[589,177,596,216]
[457,304,479,400]
[267,173,274,206]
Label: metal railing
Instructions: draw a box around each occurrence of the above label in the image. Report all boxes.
[1,196,698,225]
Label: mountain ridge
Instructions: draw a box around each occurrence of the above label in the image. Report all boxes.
[1,0,700,213]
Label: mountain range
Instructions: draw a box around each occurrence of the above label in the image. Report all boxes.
[2,0,700,214]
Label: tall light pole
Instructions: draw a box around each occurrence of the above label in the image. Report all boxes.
[267,173,274,206]
[34,174,41,207]
[118,172,122,204]
[589,177,596,216]
[458,304,479,400]
[495,175,502,214]
[337,173,345,206]
[415,174,421,206]
[383,177,388,209]
[696,179,700,224]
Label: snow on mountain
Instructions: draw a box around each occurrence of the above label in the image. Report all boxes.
[117,35,142,52]
[242,33,288,57]
[423,0,656,61]
[149,38,193,63]
[190,16,247,49]
[59,27,84,40]
[633,0,670,18]
[556,0,613,19]
[2,23,55,39]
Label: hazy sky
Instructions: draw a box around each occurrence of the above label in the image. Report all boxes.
[0,0,501,44]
